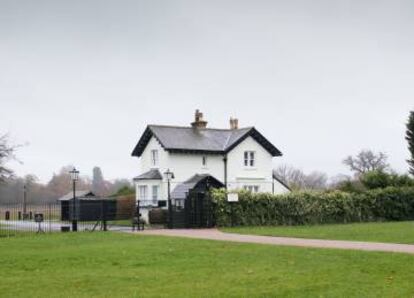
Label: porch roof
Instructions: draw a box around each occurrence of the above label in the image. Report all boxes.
[133,169,163,181]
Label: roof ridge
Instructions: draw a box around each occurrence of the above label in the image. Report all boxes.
[149,124,253,132]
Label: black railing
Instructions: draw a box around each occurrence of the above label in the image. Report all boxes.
[0,201,137,237]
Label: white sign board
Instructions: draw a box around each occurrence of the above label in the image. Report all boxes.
[227,193,239,202]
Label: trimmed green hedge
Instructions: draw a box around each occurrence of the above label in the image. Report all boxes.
[211,187,414,227]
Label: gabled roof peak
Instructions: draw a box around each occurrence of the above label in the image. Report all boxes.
[131,125,282,158]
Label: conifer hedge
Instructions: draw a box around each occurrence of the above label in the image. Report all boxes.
[211,187,414,227]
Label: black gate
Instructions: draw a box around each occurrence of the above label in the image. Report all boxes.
[168,174,223,229]
[169,191,214,229]
[185,190,214,228]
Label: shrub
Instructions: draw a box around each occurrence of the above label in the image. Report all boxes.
[360,171,414,190]
[211,187,414,227]
[149,209,167,225]
[115,195,136,219]
[360,171,391,189]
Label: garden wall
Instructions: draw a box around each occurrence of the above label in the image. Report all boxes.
[211,187,414,227]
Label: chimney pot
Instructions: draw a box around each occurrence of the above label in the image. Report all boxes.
[191,109,208,129]
[230,117,239,129]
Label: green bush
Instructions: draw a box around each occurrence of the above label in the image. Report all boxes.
[115,195,136,219]
[360,171,414,190]
[211,187,414,227]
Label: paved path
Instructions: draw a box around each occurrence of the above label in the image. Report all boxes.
[133,228,414,255]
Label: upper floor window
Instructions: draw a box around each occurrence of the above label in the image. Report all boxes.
[244,151,255,167]
[202,156,207,167]
[151,150,159,167]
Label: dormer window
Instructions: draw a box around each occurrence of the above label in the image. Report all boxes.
[202,156,207,167]
[151,150,159,167]
[244,151,255,167]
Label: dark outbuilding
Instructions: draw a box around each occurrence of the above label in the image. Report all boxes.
[58,190,117,221]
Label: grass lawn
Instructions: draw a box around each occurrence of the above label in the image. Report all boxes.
[221,221,414,244]
[1,233,414,297]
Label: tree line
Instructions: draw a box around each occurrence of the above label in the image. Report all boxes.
[1,111,414,200]
[0,163,133,204]
[275,110,414,191]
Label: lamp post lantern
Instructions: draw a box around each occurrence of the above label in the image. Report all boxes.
[164,169,175,229]
[69,167,79,232]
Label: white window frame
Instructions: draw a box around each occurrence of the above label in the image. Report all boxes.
[244,151,255,167]
[152,185,159,205]
[151,150,159,167]
[138,185,148,201]
[243,185,259,193]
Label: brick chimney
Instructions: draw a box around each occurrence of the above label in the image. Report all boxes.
[229,117,239,129]
[191,109,208,129]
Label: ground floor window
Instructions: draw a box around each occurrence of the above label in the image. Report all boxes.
[152,185,159,205]
[138,185,148,200]
[243,185,259,193]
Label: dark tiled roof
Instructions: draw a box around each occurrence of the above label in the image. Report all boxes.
[171,174,223,199]
[58,190,95,201]
[131,125,282,157]
[133,169,163,181]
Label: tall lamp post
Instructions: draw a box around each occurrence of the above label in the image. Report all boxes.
[23,184,27,219]
[69,167,79,232]
[164,169,175,229]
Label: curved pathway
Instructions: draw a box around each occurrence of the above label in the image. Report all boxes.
[133,228,414,255]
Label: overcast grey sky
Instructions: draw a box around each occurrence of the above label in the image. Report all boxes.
[1,0,413,183]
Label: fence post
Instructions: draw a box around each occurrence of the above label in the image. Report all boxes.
[48,203,51,233]
[230,202,234,227]
[103,201,107,231]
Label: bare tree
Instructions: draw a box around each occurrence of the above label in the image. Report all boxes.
[47,165,91,198]
[304,171,328,190]
[273,165,305,190]
[274,165,327,191]
[0,134,19,183]
[343,150,389,175]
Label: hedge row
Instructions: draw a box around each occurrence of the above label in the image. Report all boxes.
[211,187,414,227]
[115,195,136,219]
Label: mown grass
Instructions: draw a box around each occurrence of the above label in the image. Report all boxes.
[0,232,414,297]
[222,221,414,244]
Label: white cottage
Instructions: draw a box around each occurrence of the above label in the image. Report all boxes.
[131,110,290,210]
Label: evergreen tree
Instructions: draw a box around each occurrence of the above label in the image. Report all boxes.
[406,111,414,175]
[92,166,107,195]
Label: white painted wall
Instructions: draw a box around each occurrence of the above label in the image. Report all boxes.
[134,135,289,206]
[135,136,169,210]
[138,137,169,173]
[226,136,274,193]
[167,153,224,184]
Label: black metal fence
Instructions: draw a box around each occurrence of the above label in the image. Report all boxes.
[0,200,137,237]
